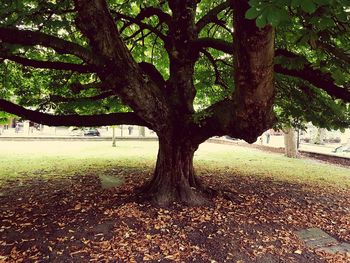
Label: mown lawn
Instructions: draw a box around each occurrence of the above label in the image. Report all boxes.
[0,140,349,189]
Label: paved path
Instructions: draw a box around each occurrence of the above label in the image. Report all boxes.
[296,228,350,256]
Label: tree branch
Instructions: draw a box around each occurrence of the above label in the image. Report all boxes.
[0,27,97,64]
[193,38,233,54]
[216,58,233,67]
[135,7,171,25]
[200,49,229,90]
[138,62,166,87]
[73,0,169,131]
[112,11,168,42]
[74,0,129,61]
[275,64,350,102]
[275,49,350,102]
[315,40,350,65]
[1,54,95,73]
[196,1,231,32]
[0,99,148,127]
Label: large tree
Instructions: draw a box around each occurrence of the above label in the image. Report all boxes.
[0,0,349,205]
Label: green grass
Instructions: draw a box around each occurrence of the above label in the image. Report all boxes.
[0,141,156,182]
[0,140,349,189]
[196,143,350,188]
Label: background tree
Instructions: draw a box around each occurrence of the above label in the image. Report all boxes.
[0,0,349,205]
[0,111,12,135]
[274,75,350,157]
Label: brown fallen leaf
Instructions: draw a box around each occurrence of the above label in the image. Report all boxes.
[74,203,82,210]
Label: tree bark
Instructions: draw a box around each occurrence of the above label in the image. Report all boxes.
[284,127,299,158]
[232,0,275,142]
[142,135,205,206]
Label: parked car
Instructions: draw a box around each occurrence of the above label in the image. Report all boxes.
[84,128,100,136]
[224,135,238,140]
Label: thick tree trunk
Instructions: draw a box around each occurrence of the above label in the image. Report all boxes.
[284,127,299,158]
[142,136,205,206]
[231,0,276,142]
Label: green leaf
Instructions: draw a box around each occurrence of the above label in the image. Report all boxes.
[245,8,260,19]
[266,7,289,27]
[313,0,331,5]
[331,69,346,85]
[318,17,334,30]
[291,0,303,8]
[248,0,261,7]
[267,8,281,27]
[301,0,317,13]
[298,33,311,44]
[336,11,348,22]
[256,14,267,27]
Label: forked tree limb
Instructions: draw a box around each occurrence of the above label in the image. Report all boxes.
[200,49,229,90]
[113,11,168,43]
[231,0,275,141]
[196,1,231,32]
[73,0,170,131]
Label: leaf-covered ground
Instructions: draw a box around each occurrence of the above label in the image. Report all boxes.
[1,168,350,262]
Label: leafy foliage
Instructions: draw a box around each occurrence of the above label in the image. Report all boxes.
[246,0,350,27]
[0,0,349,130]
[265,0,350,130]
[274,74,350,131]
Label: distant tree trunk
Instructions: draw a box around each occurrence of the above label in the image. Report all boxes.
[139,126,145,137]
[312,128,326,144]
[112,126,116,147]
[284,127,299,158]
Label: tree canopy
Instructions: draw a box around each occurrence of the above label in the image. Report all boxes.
[0,0,349,204]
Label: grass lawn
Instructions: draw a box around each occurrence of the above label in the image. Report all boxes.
[0,140,349,189]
